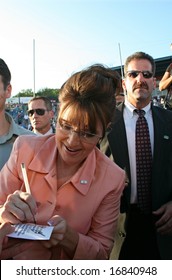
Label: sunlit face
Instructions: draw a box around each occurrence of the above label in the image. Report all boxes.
[122,59,156,108]
[28,99,54,134]
[0,76,11,112]
[55,107,103,167]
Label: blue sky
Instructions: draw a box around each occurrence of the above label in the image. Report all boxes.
[1,0,172,96]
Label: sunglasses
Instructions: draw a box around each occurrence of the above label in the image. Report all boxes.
[126,70,153,79]
[28,108,48,116]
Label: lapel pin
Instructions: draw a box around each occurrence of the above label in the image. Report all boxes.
[80,180,88,184]
[164,135,169,140]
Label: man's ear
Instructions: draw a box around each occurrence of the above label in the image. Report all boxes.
[5,84,12,99]
[122,79,126,92]
[49,110,54,119]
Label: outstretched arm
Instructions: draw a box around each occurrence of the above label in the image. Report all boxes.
[159,65,172,91]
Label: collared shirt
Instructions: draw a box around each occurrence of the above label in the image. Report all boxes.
[0,112,34,170]
[0,134,125,260]
[34,126,54,136]
[124,99,154,203]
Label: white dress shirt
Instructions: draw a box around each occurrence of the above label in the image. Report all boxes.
[34,127,54,136]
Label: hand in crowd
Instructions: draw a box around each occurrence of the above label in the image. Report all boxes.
[0,190,37,224]
[0,223,14,254]
[153,201,172,235]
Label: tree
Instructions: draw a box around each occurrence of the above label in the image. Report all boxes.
[14,88,60,101]
[15,89,34,97]
[36,88,59,101]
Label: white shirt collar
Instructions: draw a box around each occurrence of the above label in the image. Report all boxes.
[124,98,151,117]
[34,127,53,136]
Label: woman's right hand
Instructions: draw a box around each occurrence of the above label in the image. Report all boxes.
[0,190,37,224]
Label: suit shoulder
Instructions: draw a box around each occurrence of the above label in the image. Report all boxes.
[96,148,125,175]
[153,106,172,119]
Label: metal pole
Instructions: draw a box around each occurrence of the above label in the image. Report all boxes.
[118,43,126,95]
[118,43,124,79]
[33,39,35,97]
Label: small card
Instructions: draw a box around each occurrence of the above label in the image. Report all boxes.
[7,223,54,240]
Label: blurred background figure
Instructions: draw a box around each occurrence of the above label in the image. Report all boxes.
[113,70,125,106]
[0,223,14,255]
[159,62,172,110]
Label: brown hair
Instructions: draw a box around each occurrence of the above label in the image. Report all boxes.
[0,58,11,89]
[28,96,53,111]
[58,64,120,138]
[124,51,156,76]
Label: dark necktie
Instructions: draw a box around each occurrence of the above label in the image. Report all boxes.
[135,109,152,214]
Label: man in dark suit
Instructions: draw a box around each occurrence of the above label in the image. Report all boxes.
[101,51,172,260]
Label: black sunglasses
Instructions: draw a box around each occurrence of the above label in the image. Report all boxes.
[126,70,153,79]
[28,108,48,116]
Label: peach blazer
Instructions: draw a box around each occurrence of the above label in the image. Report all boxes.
[0,134,125,260]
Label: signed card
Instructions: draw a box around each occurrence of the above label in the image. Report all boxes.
[7,223,54,240]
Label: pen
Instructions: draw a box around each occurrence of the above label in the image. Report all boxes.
[21,162,36,223]
[21,162,31,194]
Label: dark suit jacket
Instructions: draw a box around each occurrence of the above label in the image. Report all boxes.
[100,102,172,259]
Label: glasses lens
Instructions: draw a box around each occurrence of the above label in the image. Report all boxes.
[58,119,101,144]
[79,130,98,141]
[127,71,153,79]
[127,71,139,78]
[28,110,35,116]
[142,71,153,78]
[59,122,73,133]
[35,109,46,115]
[28,109,46,116]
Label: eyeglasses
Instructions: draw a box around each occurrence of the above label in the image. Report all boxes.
[126,70,153,79]
[57,119,102,144]
[28,109,48,116]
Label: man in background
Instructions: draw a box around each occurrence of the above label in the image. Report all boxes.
[101,51,172,260]
[28,96,55,135]
[0,58,34,170]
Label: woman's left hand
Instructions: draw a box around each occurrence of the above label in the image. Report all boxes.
[42,215,67,248]
[41,215,79,258]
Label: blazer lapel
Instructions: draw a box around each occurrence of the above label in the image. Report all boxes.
[28,137,57,191]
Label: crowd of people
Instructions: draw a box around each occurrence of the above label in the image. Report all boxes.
[0,52,172,260]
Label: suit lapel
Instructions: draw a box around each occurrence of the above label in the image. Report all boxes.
[107,104,131,208]
[108,104,131,180]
